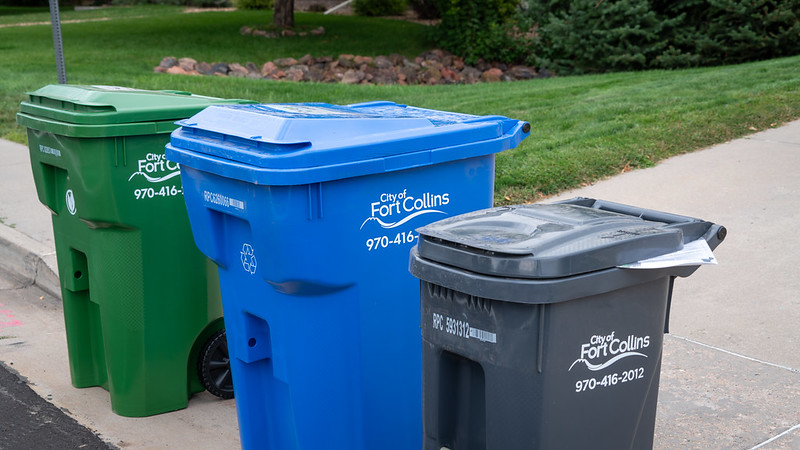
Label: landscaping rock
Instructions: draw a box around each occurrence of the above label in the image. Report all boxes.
[388,53,405,66]
[298,54,314,65]
[354,55,372,66]
[338,54,356,68]
[461,67,483,84]
[155,50,547,85]
[341,69,365,84]
[178,57,197,72]
[212,62,229,76]
[286,65,308,81]
[274,57,299,67]
[402,58,421,70]
[158,57,178,70]
[261,61,278,76]
[421,66,442,84]
[397,66,418,84]
[440,66,458,83]
[373,55,393,69]
[370,68,398,85]
[197,62,215,76]
[480,67,504,83]
[166,66,187,75]
[510,65,536,79]
[306,67,325,82]
[228,63,249,77]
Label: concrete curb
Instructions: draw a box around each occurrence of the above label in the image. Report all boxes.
[0,223,60,299]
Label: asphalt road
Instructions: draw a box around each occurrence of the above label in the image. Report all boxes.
[0,271,112,450]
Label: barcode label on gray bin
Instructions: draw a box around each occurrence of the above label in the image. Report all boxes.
[433,313,497,343]
[468,327,497,343]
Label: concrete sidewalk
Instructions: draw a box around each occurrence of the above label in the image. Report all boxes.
[1,119,799,448]
[0,139,58,299]
[548,121,800,448]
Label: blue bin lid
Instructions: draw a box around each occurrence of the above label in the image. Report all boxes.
[166,101,530,185]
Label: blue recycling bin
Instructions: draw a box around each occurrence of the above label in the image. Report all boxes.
[165,102,530,450]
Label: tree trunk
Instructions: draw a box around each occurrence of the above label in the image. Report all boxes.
[274,0,295,28]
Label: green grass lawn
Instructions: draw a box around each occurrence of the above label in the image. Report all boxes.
[2,5,799,203]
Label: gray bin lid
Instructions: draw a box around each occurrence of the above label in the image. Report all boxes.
[415,202,687,279]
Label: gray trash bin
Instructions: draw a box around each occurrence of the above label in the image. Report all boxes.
[408,197,726,450]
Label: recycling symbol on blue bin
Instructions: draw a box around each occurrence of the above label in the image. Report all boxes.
[240,243,257,275]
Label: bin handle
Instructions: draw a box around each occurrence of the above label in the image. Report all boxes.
[555,197,727,250]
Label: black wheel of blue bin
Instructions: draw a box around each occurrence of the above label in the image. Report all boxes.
[198,328,235,399]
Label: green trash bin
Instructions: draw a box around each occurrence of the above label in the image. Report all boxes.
[16,85,254,417]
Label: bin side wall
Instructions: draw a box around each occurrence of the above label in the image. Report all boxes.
[420,276,670,449]
[25,127,224,417]
[178,155,498,450]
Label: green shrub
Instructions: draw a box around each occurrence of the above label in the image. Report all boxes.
[434,0,528,64]
[654,0,800,66]
[353,0,406,16]
[532,0,800,74]
[536,0,677,74]
[234,0,273,10]
[519,0,568,22]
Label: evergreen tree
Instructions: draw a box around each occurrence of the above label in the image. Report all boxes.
[652,0,800,66]
[538,0,677,74]
[699,0,800,65]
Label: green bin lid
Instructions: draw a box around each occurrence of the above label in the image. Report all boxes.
[17,84,253,137]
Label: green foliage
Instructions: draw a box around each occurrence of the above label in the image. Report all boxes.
[233,0,272,9]
[519,0,568,23]
[533,0,800,74]
[670,0,800,66]
[536,0,677,74]
[353,0,406,17]
[434,0,529,64]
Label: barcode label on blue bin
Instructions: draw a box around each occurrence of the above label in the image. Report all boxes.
[203,190,245,211]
